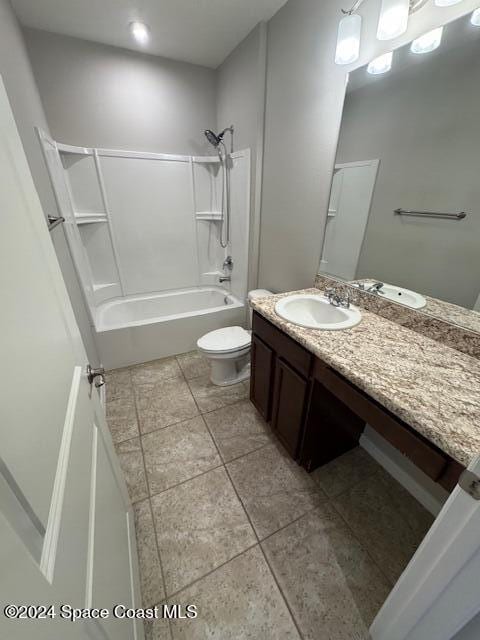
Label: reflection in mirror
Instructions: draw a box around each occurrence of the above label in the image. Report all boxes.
[319,13,480,333]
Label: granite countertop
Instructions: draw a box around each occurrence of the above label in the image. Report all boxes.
[251,288,480,467]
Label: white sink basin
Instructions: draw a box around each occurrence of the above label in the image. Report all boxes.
[361,281,426,309]
[275,294,362,330]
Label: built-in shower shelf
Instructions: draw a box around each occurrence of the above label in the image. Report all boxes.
[93,282,121,305]
[75,212,108,225]
[192,156,220,164]
[196,211,223,221]
[93,282,118,292]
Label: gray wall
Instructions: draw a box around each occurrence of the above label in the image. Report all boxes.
[216,23,267,291]
[258,0,480,293]
[336,41,480,308]
[0,0,100,365]
[24,28,217,156]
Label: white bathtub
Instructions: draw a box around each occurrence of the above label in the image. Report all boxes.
[95,286,246,369]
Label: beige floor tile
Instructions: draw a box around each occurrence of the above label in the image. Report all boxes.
[151,467,256,595]
[187,374,248,413]
[115,438,148,503]
[145,613,172,640]
[142,416,221,494]
[106,397,139,444]
[333,470,433,584]
[104,368,134,403]
[227,442,326,539]
[312,447,381,498]
[133,500,165,608]
[131,357,183,386]
[203,399,273,462]
[169,547,300,640]
[135,378,199,434]
[262,505,392,640]
[176,351,210,380]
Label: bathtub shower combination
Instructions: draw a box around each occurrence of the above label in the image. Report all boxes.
[38,129,251,369]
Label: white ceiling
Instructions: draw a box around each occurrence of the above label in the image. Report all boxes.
[11,0,287,68]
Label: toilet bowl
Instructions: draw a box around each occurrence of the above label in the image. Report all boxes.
[197,289,272,386]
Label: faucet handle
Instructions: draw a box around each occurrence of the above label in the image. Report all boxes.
[339,291,351,308]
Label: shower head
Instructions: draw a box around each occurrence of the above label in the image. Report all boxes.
[204,129,221,148]
[204,126,234,150]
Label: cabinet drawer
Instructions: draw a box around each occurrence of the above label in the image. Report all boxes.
[252,312,312,378]
[313,360,448,482]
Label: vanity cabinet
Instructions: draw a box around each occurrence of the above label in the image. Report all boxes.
[250,311,464,492]
[250,312,313,457]
[271,359,309,457]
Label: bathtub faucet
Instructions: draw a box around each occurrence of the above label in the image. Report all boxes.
[223,256,233,271]
[220,255,233,283]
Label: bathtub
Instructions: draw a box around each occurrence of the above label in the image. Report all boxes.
[95,286,246,369]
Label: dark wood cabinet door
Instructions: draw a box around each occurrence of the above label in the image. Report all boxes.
[250,335,275,421]
[271,358,308,458]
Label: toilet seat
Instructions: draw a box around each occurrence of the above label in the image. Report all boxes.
[197,326,251,354]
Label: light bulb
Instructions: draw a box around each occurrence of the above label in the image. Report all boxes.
[410,27,443,54]
[130,21,150,45]
[377,0,409,41]
[367,51,393,74]
[335,14,362,65]
[471,8,480,26]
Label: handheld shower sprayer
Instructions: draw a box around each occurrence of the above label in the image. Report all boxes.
[203,125,235,249]
[204,126,234,155]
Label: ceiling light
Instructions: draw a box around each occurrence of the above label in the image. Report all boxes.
[471,8,480,25]
[410,27,443,54]
[434,0,463,6]
[377,0,410,40]
[335,13,362,65]
[367,51,393,74]
[129,21,150,45]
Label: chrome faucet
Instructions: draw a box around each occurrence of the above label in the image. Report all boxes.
[366,281,384,294]
[325,287,350,308]
[223,255,233,271]
[219,255,233,283]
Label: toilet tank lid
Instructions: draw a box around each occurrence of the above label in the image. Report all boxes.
[248,289,272,301]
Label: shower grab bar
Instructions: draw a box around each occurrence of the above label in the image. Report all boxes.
[47,215,65,231]
[394,208,467,220]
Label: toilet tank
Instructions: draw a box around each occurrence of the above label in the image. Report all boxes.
[247,289,272,327]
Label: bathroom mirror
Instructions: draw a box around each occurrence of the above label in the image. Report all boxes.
[319,13,480,334]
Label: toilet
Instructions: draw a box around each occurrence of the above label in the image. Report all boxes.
[197,289,272,386]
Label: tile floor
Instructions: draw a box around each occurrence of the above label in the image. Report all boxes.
[105,352,434,640]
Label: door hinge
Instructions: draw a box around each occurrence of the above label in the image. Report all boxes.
[458,470,480,500]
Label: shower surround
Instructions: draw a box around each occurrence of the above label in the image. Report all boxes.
[38,129,251,367]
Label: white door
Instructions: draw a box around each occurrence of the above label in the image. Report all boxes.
[0,78,143,639]
[320,159,379,280]
[371,455,480,640]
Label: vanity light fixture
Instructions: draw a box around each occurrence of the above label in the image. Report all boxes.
[335,12,362,64]
[410,26,443,54]
[367,51,393,74]
[377,0,410,40]
[471,8,480,25]
[335,0,429,64]
[129,21,150,45]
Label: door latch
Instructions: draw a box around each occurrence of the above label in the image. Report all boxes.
[87,364,106,388]
[458,469,480,500]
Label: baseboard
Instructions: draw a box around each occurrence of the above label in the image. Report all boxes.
[360,426,448,516]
